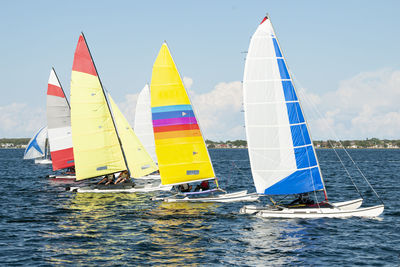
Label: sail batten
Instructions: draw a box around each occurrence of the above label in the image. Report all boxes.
[244,16,324,195]
[151,43,214,185]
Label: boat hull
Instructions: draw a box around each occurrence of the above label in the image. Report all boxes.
[156,190,259,203]
[135,174,161,180]
[240,198,363,215]
[68,183,172,193]
[254,205,384,219]
[35,158,52,164]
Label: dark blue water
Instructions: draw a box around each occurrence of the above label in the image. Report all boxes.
[0,149,399,266]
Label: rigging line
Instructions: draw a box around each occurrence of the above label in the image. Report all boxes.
[293,76,384,205]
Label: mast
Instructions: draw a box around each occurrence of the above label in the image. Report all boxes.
[268,15,328,199]
[80,32,132,178]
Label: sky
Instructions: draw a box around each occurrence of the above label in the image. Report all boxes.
[1,1,399,140]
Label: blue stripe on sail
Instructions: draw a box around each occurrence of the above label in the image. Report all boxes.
[282,81,297,101]
[291,124,311,147]
[24,127,45,156]
[287,102,305,124]
[151,105,193,113]
[264,166,323,195]
[272,38,282,58]
[294,145,317,169]
[277,59,290,79]
[152,110,195,120]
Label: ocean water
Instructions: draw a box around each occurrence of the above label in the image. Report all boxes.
[0,148,399,266]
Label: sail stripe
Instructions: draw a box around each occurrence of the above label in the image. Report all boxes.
[47,84,65,98]
[151,104,193,113]
[51,147,74,170]
[154,129,202,140]
[72,35,97,76]
[152,110,195,120]
[282,81,298,101]
[153,124,199,133]
[291,124,311,147]
[152,117,198,127]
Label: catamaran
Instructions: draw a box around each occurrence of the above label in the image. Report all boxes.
[67,33,170,193]
[151,43,258,203]
[23,126,52,164]
[133,84,160,180]
[239,15,384,218]
[46,68,76,180]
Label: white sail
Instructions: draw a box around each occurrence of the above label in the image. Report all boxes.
[23,126,48,159]
[243,16,323,195]
[134,84,157,163]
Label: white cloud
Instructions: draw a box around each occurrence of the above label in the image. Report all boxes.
[299,69,400,140]
[0,102,45,138]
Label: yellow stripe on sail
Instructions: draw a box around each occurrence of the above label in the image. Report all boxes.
[71,71,126,180]
[108,95,158,177]
[151,43,215,185]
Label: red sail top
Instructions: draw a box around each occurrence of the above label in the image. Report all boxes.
[260,15,268,25]
[72,34,97,76]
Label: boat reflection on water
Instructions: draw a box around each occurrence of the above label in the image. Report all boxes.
[143,202,219,265]
[43,193,149,265]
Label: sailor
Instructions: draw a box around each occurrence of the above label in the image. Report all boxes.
[289,193,314,205]
[178,183,192,192]
[194,180,210,192]
[97,173,115,185]
[115,170,130,184]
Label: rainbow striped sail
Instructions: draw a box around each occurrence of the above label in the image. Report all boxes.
[150,43,214,186]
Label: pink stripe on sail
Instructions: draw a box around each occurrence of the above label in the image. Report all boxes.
[152,117,197,127]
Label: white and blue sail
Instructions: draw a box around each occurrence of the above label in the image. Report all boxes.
[243,15,324,195]
[23,126,48,159]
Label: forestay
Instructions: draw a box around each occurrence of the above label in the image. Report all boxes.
[23,126,48,159]
[243,16,324,195]
[46,68,74,170]
[134,84,158,163]
[150,43,214,186]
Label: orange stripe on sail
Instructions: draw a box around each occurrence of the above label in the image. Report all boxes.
[154,129,202,140]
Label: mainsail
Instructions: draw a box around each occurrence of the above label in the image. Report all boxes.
[71,33,128,181]
[46,68,74,170]
[150,43,214,186]
[134,84,158,163]
[23,126,48,159]
[243,16,324,195]
[108,94,158,178]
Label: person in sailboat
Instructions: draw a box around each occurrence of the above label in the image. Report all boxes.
[114,170,130,184]
[194,180,210,192]
[178,183,192,192]
[289,193,315,206]
[97,173,115,185]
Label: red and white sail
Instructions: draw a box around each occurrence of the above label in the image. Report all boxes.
[46,68,74,170]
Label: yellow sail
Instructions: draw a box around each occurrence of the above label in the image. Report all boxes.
[150,43,215,185]
[108,94,158,177]
[71,34,126,180]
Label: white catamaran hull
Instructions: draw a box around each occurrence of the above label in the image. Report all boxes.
[156,190,259,203]
[253,205,384,219]
[135,174,161,180]
[68,183,172,193]
[48,174,76,180]
[35,158,52,165]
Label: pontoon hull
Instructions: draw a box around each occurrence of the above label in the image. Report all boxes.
[255,205,384,219]
[156,190,259,203]
[68,183,172,193]
[240,198,363,215]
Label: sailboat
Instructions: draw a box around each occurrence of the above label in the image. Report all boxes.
[150,43,258,203]
[67,33,171,193]
[239,15,384,218]
[24,126,52,164]
[46,68,76,180]
[133,84,160,180]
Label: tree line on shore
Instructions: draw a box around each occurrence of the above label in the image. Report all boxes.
[1,137,399,149]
